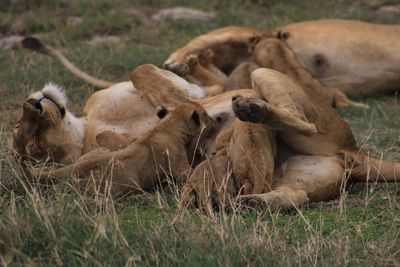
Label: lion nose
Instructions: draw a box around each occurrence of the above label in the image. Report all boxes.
[26,99,42,111]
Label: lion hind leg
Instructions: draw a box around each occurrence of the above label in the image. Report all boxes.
[131,64,193,108]
[238,155,345,211]
[341,150,400,182]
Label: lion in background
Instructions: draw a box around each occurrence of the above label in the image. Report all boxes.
[165,19,400,97]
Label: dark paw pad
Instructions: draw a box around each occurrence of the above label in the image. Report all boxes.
[232,96,267,123]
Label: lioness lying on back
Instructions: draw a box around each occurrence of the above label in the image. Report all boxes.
[12,65,212,165]
[26,101,214,195]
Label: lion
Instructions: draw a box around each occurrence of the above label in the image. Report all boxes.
[12,62,399,211]
[24,101,214,195]
[12,64,221,165]
[180,119,276,216]
[181,68,400,213]
[21,26,367,114]
[164,19,400,97]
[183,37,366,109]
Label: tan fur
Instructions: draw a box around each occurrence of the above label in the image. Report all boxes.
[164,19,400,96]
[13,64,400,212]
[232,69,400,210]
[185,68,400,213]
[164,26,265,76]
[228,120,276,195]
[178,35,365,109]
[181,120,276,213]
[13,81,160,164]
[251,38,367,108]
[27,102,214,195]
[13,85,84,164]
[180,148,234,217]
[13,64,214,164]
[224,61,259,91]
[23,21,400,96]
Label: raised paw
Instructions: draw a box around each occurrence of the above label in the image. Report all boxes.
[233,95,317,135]
[232,95,268,123]
[163,58,190,76]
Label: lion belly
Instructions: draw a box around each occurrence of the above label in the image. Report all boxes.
[281,19,400,96]
[82,82,159,153]
[275,155,344,202]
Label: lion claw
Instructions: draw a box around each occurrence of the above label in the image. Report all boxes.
[236,195,264,211]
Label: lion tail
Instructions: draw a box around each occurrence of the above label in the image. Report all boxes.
[22,36,114,88]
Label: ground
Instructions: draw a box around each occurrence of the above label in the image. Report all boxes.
[0,0,399,266]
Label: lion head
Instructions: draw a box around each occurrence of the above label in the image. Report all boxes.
[12,83,84,164]
[155,101,215,164]
[156,101,215,137]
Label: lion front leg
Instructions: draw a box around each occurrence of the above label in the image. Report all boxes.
[164,26,266,76]
[228,120,276,195]
[238,186,309,211]
[180,149,236,217]
[185,53,225,96]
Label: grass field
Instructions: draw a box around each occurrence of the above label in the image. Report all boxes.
[0,0,399,266]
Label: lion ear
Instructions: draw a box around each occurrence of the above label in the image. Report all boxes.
[276,30,290,40]
[156,106,168,119]
[248,35,261,52]
[191,110,201,126]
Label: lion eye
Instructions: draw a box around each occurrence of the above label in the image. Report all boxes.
[14,121,21,129]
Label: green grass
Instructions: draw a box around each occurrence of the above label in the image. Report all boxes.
[0,0,399,266]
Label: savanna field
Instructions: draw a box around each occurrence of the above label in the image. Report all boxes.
[0,0,399,265]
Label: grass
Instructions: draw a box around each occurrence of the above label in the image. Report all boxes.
[0,0,399,265]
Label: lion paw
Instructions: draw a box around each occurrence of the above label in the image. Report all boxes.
[199,49,215,65]
[186,54,199,67]
[232,95,317,135]
[163,58,190,76]
[232,95,268,123]
[235,195,266,211]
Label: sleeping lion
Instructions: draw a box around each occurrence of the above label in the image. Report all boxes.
[165,19,400,97]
